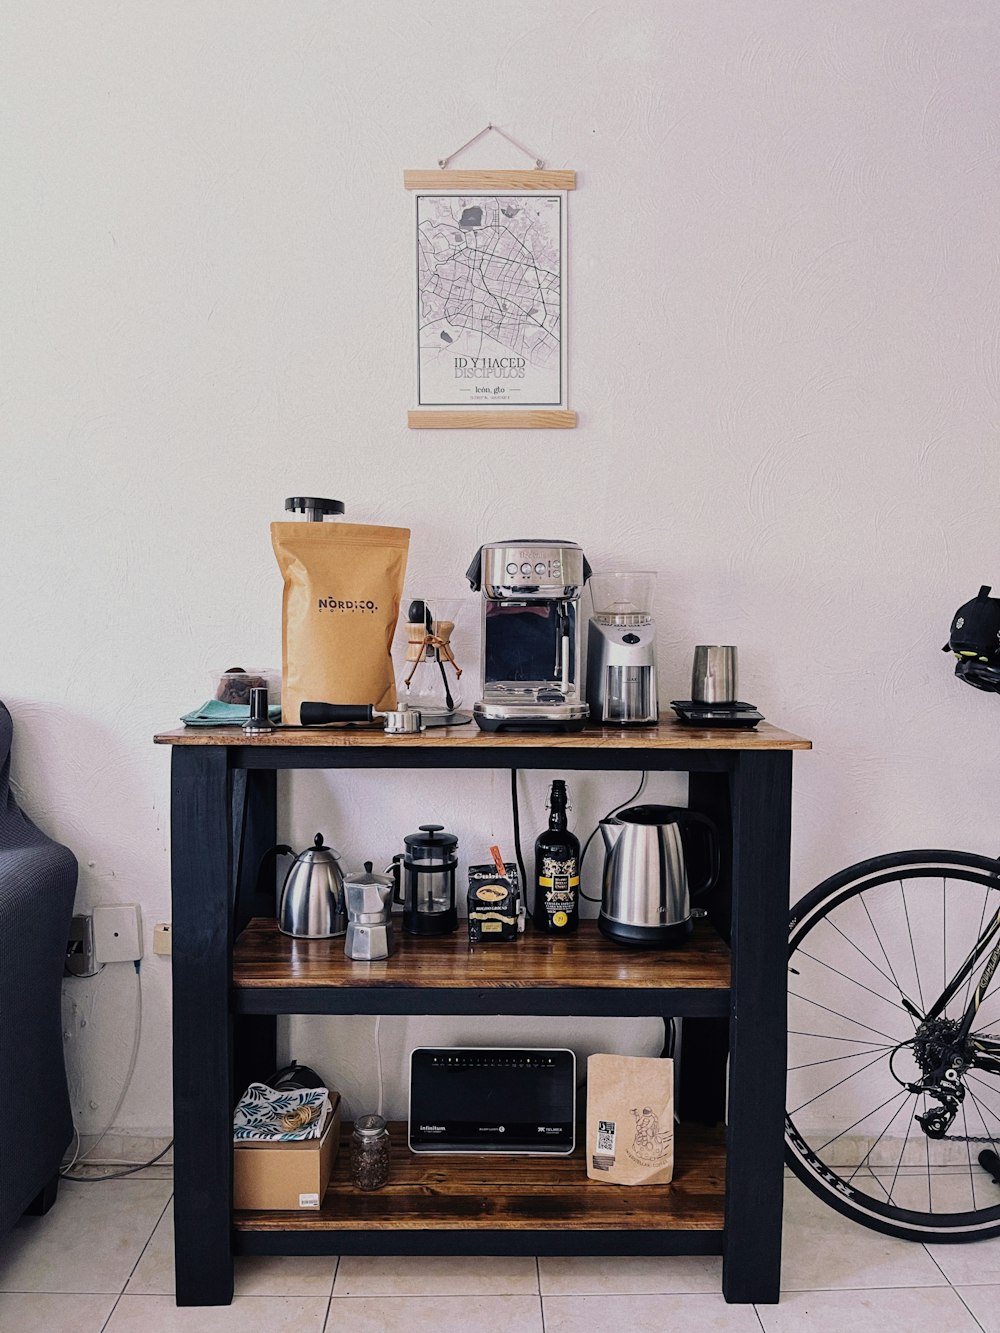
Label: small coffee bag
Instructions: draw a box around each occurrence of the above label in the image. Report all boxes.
[586,1053,674,1185]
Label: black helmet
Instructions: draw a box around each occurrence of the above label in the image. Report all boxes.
[943,586,1000,692]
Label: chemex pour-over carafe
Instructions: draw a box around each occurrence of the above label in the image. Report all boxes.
[388,824,458,936]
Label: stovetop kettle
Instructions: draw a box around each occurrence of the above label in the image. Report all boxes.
[274,833,347,939]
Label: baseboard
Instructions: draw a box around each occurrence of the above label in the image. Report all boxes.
[76,1132,173,1166]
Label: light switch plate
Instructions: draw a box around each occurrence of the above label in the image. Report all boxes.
[93,904,143,964]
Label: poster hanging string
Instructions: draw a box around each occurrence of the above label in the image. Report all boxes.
[438,123,545,170]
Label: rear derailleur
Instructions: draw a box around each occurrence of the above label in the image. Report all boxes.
[908,1018,971,1140]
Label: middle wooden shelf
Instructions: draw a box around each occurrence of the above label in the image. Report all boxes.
[232,917,731,1017]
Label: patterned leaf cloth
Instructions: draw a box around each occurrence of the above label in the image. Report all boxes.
[233,1082,331,1141]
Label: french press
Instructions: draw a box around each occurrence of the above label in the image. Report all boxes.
[389,824,458,936]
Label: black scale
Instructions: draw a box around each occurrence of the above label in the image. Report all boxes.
[671,700,764,729]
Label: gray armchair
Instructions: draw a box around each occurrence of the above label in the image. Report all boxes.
[0,701,76,1234]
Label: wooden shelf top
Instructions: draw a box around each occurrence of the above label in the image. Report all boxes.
[234,1120,725,1233]
[155,716,811,751]
[233,917,731,994]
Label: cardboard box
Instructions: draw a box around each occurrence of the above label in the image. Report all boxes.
[234,1094,341,1210]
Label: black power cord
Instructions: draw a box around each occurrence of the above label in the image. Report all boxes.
[579,772,648,902]
[510,768,531,921]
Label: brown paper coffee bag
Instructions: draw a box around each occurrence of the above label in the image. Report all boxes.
[271,522,410,723]
[586,1053,674,1185]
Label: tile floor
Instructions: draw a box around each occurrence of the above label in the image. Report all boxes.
[2,1171,1000,1332]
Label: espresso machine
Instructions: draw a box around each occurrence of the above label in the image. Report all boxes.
[466,540,591,731]
[585,572,659,726]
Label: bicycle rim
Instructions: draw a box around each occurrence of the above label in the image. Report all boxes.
[786,850,1000,1241]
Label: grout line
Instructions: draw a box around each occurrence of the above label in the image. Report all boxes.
[920,1243,953,1287]
[535,1255,541,1297]
[330,1255,340,1299]
[951,1287,988,1333]
[98,1188,172,1329]
[322,1291,334,1332]
[752,1303,767,1332]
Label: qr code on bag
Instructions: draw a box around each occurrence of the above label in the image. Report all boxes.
[597,1120,616,1153]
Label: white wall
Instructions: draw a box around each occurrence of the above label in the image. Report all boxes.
[2,1,999,1138]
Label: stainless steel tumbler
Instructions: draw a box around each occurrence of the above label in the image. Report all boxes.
[691,646,738,704]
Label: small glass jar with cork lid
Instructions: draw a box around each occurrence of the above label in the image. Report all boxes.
[350,1114,390,1190]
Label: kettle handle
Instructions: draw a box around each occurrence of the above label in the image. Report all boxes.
[386,854,404,906]
[254,844,295,912]
[677,812,720,900]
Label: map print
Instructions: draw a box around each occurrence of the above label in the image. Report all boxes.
[416,194,563,407]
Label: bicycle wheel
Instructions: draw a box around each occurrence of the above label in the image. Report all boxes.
[786,849,1000,1241]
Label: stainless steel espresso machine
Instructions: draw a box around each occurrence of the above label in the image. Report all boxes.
[466,539,591,731]
[585,571,659,726]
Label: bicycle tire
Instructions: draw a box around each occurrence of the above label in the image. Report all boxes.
[786,849,1000,1242]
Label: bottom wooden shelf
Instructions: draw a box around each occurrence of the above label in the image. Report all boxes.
[234,1120,725,1236]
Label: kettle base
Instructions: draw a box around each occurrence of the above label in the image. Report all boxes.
[598,913,693,948]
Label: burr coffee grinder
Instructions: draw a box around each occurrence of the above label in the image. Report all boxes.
[466,540,592,732]
[585,572,660,726]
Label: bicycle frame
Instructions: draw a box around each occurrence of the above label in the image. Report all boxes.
[921,902,1000,1072]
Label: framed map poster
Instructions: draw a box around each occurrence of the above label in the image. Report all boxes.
[404,169,577,429]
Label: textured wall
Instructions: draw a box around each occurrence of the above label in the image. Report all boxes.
[2,1,999,1136]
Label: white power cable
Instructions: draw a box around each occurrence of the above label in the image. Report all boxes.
[378,1013,386,1119]
[61,963,143,1179]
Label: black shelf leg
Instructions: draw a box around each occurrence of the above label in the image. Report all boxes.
[681,773,732,1124]
[171,747,235,1306]
[233,768,279,1098]
[722,751,791,1304]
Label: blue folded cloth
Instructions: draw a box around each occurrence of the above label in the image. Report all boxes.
[181,699,283,727]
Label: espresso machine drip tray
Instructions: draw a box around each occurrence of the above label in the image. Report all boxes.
[671,700,764,728]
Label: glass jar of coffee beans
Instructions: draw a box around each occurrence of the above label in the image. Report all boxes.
[351,1114,390,1190]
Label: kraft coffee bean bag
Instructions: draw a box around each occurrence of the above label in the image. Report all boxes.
[272,521,410,723]
[586,1053,675,1185]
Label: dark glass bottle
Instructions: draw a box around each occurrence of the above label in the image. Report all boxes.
[533,780,580,933]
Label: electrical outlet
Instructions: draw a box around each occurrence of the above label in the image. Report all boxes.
[153,922,172,956]
[66,913,96,976]
[93,904,143,964]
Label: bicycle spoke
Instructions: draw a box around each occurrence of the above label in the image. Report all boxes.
[847,1089,914,1184]
[900,879,926,1013]
[789,1029,896,1047]
[965,1084,1000,1164]
[861,894,910,1012]
[964,1073,1000,1124]
[924,1094,931,1214]
[789,992,901,1043]
[886,1094,918,1205]
[795,947,914,1018]
[789,1048,889,1117]
[815,1087,908,1156]
[790,1047,895,1072]
[961,1098,976,1212]
[823,916,919,1009]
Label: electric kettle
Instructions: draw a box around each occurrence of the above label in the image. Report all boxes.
[273,834,347,939]
[598,805,719,946]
